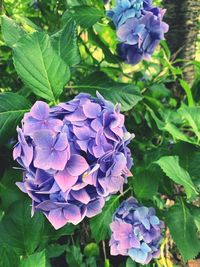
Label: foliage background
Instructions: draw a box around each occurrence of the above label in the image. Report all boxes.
[0,0,200,266]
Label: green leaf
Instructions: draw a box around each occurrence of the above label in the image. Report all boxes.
[0,245,20,267]
[46,244,66,259]
[0,169,25,210]
[1,15,24,47]
[13,31,70,101]
[126,258,137,267]
[0,200,44,255]
[19,250,46,267]
[147,106,194,144]
[179,79,195,107]
[133,167,159,200]
[166,201,200,261]
[51,18,80,66]
[189,205,200,231]
[90,196,119,243]
[84,243,99,257]
[178,105,200,141]
[75,72,142,112]
[63,6,104,28]
[155,156,198,200]
[88,29,119,64]
[66,246,85,267]
[0,92,30,143]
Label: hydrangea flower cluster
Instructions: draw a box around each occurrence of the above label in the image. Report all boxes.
[107,0,169,65]
[110,197,164,265]
[13,93,133,229]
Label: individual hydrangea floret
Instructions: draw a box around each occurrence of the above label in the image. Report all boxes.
[13,93,133,229]
[109,197,164,265]
[107,0,169,65]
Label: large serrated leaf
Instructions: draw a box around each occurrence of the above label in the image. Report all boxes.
[75,72,142,112]
[51,18,80,66]
[90,196,119,243]
[166,202,200,261]
[13,32,70,101]
[0,92,30,143]
[155,156,198,200]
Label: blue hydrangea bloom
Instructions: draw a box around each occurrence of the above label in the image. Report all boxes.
[13,93,133,229]
[117,12,169,64]
[109,197,164,265]
[107,0,169,65]
[107,0,144,27]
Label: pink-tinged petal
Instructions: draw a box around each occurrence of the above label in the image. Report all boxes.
[34,148,68,171]
[47,208,67,229]
[110,221,121,232]
[59,102,78,112]
[30,101,50,120]
[71,182,87,190]
[54,132,69,151]
[16,182,27,193]
[71,189,90,204]
[76,140,89,152]
[49,150,69,171]
[86,198,105,218]
[22,144,33,167]
[91,118,103,131]
[73,125,94,140]
[119,237,131,250]
[82,102,101,118]
[129,236,141,248]
[46,118,63,132]
[110,243,120,256]
[34,147,51,170]
[65,108,86,121]
[54,168,78,192]
[13,144,21,160]
[63,204,82,225]
[67,154,89,176]
[36,201,60,211]
[33,130,54,148]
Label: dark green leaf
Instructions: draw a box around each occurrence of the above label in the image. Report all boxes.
[0,92,30,143]
[126,258,137,267]
[0,200,44,255]
[76,72,142,112]
[13,32,70,101]
[46,244,66,258]
[90,196,119,243]
[66,245,85,267]
[0,169,25,210]
[133,167,159,200]
[166,202,200,261]
[155,156,198,200]
[0,245,20,267]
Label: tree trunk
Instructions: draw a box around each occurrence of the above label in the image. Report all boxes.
[163,0,200,86]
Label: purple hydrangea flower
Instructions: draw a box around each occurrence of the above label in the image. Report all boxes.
[13,93,133,229]
[109,197,164,265]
